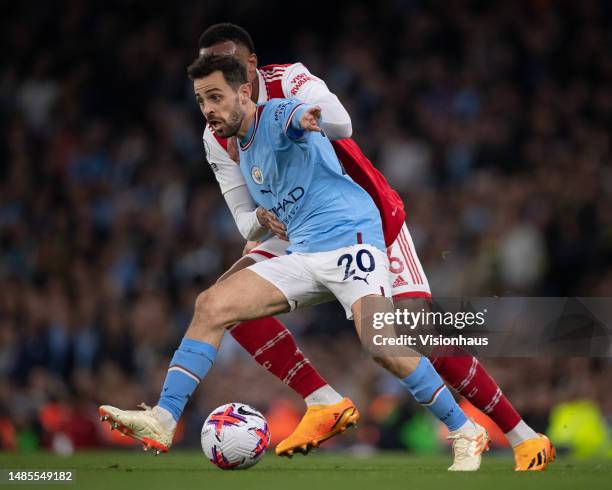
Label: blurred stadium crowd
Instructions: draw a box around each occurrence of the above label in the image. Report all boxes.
[0,0,611,455]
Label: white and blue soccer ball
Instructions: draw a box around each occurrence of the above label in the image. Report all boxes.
[201,403,271,470]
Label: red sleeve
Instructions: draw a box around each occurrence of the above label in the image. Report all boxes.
[331,139,405,247]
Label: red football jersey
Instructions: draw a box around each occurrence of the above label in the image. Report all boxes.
[330,139,405,247]
[260,64,406,246]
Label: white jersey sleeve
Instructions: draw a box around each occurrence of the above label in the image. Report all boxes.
[223,185,268,241]
[202,126,246,194]
[281,63,352,140]
[202,126,267,239]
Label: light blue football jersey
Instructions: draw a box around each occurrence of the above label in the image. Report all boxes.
[238,98,385,254]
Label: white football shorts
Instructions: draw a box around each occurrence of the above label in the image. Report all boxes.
[386,223,431,300]
[246,223,431,300]
[248,244,391,319]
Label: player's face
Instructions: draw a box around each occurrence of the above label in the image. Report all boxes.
[200,41,258,84]
[194,71,249,138]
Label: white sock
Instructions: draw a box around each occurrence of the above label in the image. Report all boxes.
[449,418,477,436]
[505,420,538,447]
[153,405,177,432]
[304,385,344,407]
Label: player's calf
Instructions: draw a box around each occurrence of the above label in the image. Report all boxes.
[372,354,420,379]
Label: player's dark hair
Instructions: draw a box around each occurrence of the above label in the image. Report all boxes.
[198,23,255,53]
[187,54,248,89]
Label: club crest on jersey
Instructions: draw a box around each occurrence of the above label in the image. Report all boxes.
[251,166,264,185]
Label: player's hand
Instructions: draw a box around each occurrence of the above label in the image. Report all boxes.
[242,241,261,256]
[256,207,288,241]
[299,106,322,132]
[227,137,240,163]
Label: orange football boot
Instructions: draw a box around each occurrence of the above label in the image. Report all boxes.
[275,397,359,457]
[513,434,556,471]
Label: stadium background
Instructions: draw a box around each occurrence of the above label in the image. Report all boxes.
[0,0,610,458]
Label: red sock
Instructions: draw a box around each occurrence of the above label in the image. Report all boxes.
[429,347,521,433]
[229,317,327,399]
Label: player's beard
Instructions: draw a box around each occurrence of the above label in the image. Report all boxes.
[214,104,244,138]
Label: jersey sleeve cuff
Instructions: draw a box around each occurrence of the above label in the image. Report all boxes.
[285,103,310,139]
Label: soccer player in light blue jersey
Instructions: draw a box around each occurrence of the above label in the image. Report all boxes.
[98,55,489,470]
[239,96,386,255]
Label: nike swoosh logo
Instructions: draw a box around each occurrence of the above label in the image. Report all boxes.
[237,406,262,418]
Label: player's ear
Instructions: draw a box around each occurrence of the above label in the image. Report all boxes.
[239,82,252,104]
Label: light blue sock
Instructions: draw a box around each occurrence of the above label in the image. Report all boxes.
[400,357,468,431]
[158,338,217,422]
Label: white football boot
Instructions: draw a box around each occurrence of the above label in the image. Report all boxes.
[99,403,174,454]
[447,420,489,471]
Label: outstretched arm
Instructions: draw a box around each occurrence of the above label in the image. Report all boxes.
[298,106,322,133]
[279,99,324,141]
[282,63,352,139]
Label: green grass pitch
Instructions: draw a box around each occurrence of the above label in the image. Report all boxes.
[0,450,610,490]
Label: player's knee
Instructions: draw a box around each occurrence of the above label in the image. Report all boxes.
[194,289,212,319]
[194,289,228,330]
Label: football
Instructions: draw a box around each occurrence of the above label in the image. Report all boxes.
[201,403,271,470]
